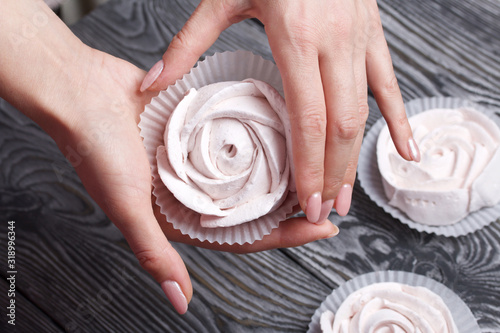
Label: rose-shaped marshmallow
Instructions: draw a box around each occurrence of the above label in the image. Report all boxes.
[377,107,500,225]
[156,79,295,228]
[320,282,458,333]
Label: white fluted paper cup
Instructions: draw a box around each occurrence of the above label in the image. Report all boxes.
[358,97,500,237]
[308,270,479,333]
[139,51,297,245]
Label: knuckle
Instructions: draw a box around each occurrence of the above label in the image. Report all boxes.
[134,247,168,276]
[296,165,324,193]
[168,29,202,64]
[287,25,321,56]
[384,75,401,95]
[292,106,327,139]
[358,102,370,125]
[331,10,355,40]
[323,179,344,198]
[323,166,357,199]
[170,29,192,51]
[393,113,410,129]
[220,1,240,17]
[272,7,322,54]
[331,113,360,141]
[375,74,401,98]
[302,166,324,182]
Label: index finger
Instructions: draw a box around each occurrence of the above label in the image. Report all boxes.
[366,28,420,162]
[141,1,244,92]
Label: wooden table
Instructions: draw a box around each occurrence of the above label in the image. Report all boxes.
[1,0,499,331]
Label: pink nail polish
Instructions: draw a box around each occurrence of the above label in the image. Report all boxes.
[140,60,164,92]
[161,280,188,314]
[306,192,322,223]
[323,225,340,239]
[335,184,352,217]
[408,138,421,162]
[317,199,334,224]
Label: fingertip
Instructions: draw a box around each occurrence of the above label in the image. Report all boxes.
[334,184,352,216]
[120,211,193,313]
[408,137,421,162]
[323,223,340,239]
[271,216,338,248]
[317,199,334,224]
[140,60,164,92]
[305,192,322,223]
[161,280,189,315]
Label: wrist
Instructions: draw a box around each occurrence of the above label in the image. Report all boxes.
[33,44,94,144]
[0,0,92,142]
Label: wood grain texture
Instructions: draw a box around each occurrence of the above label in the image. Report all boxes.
[1,278,63,332]
[1,0,499,332]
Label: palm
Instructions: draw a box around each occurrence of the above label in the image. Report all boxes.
[60,51,154,231]
[50,48,337,312]
[63,49,336,256]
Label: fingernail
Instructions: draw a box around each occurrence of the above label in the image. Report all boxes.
[140,60,164,92]
[324,225,340,239]
[317,199,334,224]
[161,280,188,314]
[306,192,322,223]
[335,184,352,217]
[408,137,421,162]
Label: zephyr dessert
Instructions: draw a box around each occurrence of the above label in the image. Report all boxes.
[140,51,297,244]
[377,107,500,226]
[319,282,458,333]
[156,78,294,228]
[308,271,480,333]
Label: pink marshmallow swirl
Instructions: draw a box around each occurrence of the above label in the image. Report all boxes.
[156,79,295,228]
[377,107,500,225]
[320,282,458,333]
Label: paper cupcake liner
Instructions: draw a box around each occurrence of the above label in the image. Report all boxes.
[308,270,480,333]
[139,51,297,245]
[358,97,500,237]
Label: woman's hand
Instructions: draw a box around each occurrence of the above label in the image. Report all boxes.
[141,0,420,223]
[51,49,338,314]
[0,0,338,314]
[68,49,338,311]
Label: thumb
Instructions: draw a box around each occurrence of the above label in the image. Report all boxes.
[140,0,239,92]
[116,207,192,314]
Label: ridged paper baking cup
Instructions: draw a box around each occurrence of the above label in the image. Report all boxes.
[308,270,480,333]
[358,97,500,237]
[139,51,297,245]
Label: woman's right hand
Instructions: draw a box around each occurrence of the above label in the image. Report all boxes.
[141,0,420,224]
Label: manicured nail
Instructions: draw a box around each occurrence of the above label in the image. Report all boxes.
[323,225,340,239]
[161,280,188,314]
[335,184,352,217]
[408,137,421,162]
[140,60,164,92]
[306,192,322,223]
[317,199,334,224]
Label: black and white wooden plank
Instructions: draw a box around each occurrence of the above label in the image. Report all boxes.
[0,279,64,332]
[377,0,500,108]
